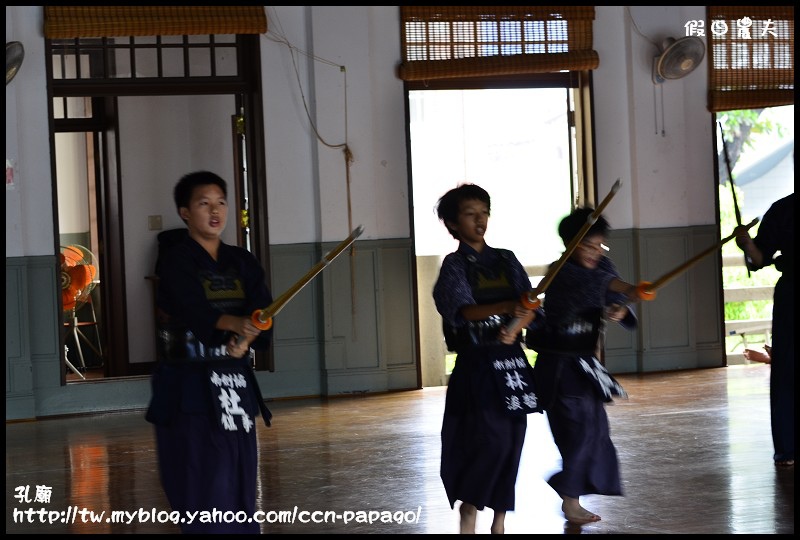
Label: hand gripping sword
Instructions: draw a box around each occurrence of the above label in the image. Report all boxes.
[236,225,364,345]
[504,179,622,336]
[634,218,759,299]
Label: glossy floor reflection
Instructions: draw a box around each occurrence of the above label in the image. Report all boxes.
[5,365,794,534]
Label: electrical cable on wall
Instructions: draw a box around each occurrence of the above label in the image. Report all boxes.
[627,7,705,138]
[265,8,359,335]
[627,7,665,136]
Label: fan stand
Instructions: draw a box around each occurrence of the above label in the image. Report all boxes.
[64,299,103,377]
[64,344,85,380]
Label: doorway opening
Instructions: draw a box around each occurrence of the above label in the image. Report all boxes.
[48,33,269,381]
[716,105,794,364]
[409,86,587,387]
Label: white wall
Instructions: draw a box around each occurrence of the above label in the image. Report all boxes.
[593,6,715,231]
[261,6,409,244]
[6,6,54,258]
[118,94,236,364]
[55,133,90,234]
[6,5,718,260]
[260,6,319,244]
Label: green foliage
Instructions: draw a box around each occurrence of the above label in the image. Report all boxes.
[724,300,772,321]
[719,183,780,288]
[446,353,455,374]
[717,107,786,355]
[718,110,785,150]
[720,182,777,332]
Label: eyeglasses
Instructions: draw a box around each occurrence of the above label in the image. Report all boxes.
[578,240,610,253]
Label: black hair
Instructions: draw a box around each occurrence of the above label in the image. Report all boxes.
[558,207,610,245]
[173,171,227,212]
[435,184,491,240]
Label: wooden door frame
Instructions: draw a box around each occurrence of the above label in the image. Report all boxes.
[47,34,270,378]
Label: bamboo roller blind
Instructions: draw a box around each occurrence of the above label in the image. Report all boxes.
[398,6,598,81]
[43,6,267,38]
[707,6,794,112]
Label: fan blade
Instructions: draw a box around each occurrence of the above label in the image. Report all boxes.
[62,245,84,266]
[64,265,94,298]
[62,291,77,312]
[6,41,25,85]
[656,36,705,80]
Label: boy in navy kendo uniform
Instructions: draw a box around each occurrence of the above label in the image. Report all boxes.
[146,171,273,534]
[527,207,639,525]
[433,183,542,534]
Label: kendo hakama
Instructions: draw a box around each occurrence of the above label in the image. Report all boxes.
[533,352,623,499]
[148,356,269,534]
[440,343,531,512]
[528,257,633,500]
[435,245,541,512]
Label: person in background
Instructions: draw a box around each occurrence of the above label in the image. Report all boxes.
[743,344,771,364]
[735,191,794,468]
[433,183,542,534]
[526,207,640,526]
[145,171,274,533]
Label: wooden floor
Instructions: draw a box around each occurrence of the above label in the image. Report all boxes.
[6,364,793,534]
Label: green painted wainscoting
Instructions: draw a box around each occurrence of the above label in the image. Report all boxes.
[6,238,420,421]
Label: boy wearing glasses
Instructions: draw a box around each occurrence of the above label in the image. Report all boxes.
[527,207,639,526]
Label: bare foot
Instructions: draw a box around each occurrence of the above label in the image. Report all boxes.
[490,510,505,534]
[561,497,601,525]
[460,502,477,534]
[743,347,771,364]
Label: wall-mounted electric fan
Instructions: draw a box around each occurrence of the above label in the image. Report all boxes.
[6,41,25,85]
[652,36,705,84]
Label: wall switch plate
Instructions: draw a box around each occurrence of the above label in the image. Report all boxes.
[148,215,163,231]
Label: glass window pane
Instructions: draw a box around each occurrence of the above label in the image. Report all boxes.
[112,47,132,78]
[53,97,65,119]
[66,96,88,118]
[215,46,238,77]
[189,47,211,77]
[135,47,159,78]
[162,47,185,78]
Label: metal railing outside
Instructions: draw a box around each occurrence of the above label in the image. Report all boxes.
[722,255,774,365]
